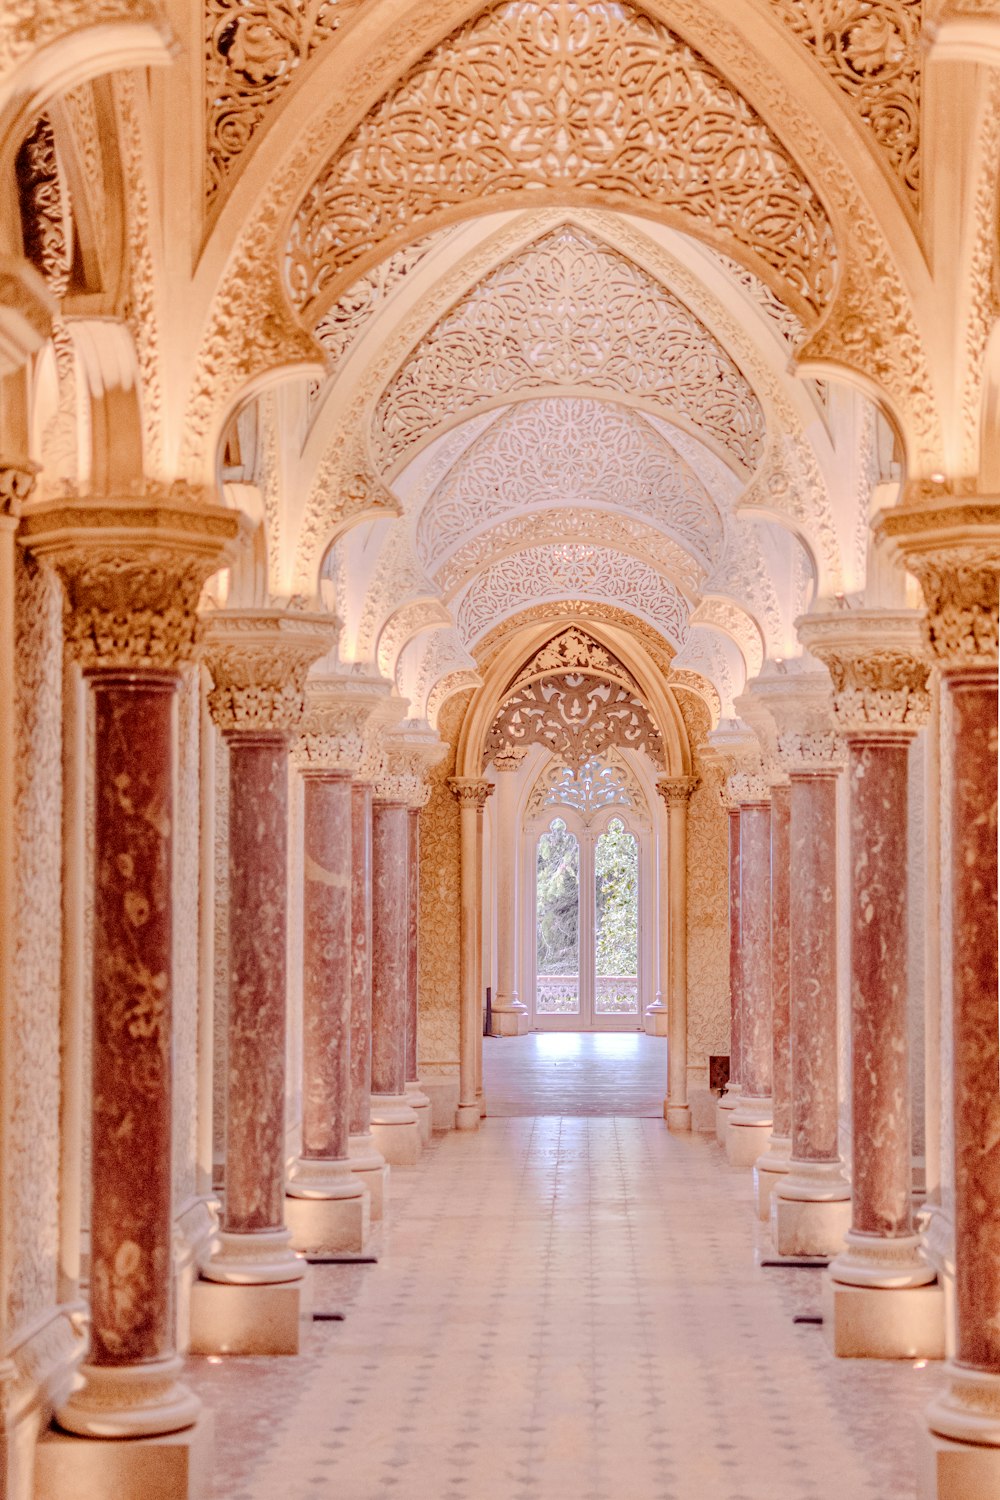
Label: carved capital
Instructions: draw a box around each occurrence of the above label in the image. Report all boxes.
[797,609,931,737]
[203,609,336,737]
[374,731,446,807]
[448,777,495,810]
[726,765,771,805]
[0,459,40,518]
[874,499,1000,671]
[492,751,527,774]
[19,496,246,671]
[293,673,385,775]
[656,775,699,809]
[746,668,844,775]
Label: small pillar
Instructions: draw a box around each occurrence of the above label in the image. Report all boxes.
[490,755,530,1034]
[656,777,698,1130]
[450,779,494,1129]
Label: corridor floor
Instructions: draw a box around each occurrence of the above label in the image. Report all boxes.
[483,1030,668,1116]
[188,1118,942,1499]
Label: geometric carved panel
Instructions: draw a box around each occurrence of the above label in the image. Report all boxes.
[286,1,836,317]
[485,673,664,769]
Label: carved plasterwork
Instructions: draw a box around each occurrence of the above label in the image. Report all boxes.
[312,232,440,377]
[416,397,725,578]
[670,630,740,720]
[353,527,437,664]
[689,597,765,678]
[377,598,451,680]
[373,228,767,473]
[767,0,922,200]
[455,545,689,649]
[114,73,165,477]
[434,507,704,600]
[526,748,649,827]
[657,774,699,808]
[485,672,664,770]
[374,732,444,806]
[474,600,677,682]
[15,115,72,300]
[205,0,366,207]
[202,609,336,733]
[448,775,494,808]
[0,0,161,75]
[700,517,784,656]
[709,250,805,350]
[750,668,844,772]
[0,461,40,518]
[404,627,479,724]
[874,500,1000,669]
[286,0,836,317]
[670,673,723,727]
[426,669,480,729]
[798,609,931,734]
[293,673,382,773]
[506,627,641,701]
[725,761,771,804]
[19,498,246,672]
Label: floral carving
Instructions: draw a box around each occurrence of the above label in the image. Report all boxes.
[447,777,494,809]
[202,609,336,734]
[798,609,931,732]
[657,775,699,808]
[375,229,766,474]
[313,232,440,378]
[767,0,922,199]
[417,397,725,580]
[455,545,690,650]
[292,675,381,773]
[15,115,72,299]
[525,748,649,827]
[205,0,364,207]
[485,672,664,770]
[287,0,836,317]
[19,499,246,672]
[507,627,640,700]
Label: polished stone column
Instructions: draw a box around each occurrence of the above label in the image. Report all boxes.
[728,773,773,1168]
[450,778,494,1129]
[755,780,792,1217]
[769,692,850,1256]
[21,496,241,1449]
[657,776,698,1130]
[491,754,530,1034]
[404,804,433,1144]
[200,611,333,1326]
[804,611,943,1357]
[716,803,743,1145]
[349,778,389,1214]
[877,501,1000,1486]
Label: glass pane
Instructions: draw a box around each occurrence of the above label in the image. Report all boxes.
[594,819,639,1015]
[535,819,580,1014]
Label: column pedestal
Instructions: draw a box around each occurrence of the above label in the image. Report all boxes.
[822,1276,944,1360]
[918,1425,1000,1500]
[286,1160,369,1255]
[405,1082,434,1145]
[188,1273,312,1357]
[370,1095,421,1165]
[35,1416,215,1500]
[755,1136,791,1221]
[349,1134,390,1219]
[772,1161,852,1258]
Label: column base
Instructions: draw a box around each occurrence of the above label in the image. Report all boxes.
[200,1228,304,1286]
[754,1135,791,1221]
[772,1162,851,1257]
[644,1004,668,1037]
[928,1364,1000,1448]
[348,1134,389,1221]
[490,1006,530,1037]
[55,1356,200,1439]
[665,1103,691,1132]
[715,1089,739,1146]
[285,1161,370,1254]
[405,1082,433,1146]
[370,1095,422,1165]
[822,1275,945,1359]
[455,1102,480,1131]
[830,1229,937,1289]
[35,1413,213,1500]
[188,1273,312,1356]
[726,1100,773,1168]
[918,1427,1000,1500]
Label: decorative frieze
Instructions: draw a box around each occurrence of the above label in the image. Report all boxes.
[19,496,246,671]
[797,609,931,736]
[203,609,336,735]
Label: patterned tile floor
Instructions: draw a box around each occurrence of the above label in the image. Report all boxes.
[187,1050,942,1499]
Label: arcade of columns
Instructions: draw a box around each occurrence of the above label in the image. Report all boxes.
[2,2,1000,1498]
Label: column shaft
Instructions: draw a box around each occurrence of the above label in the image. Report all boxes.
[716,807,742,1144]
[371,801,409,1098]
[728,800,773,1165]
[300,774,353,1164]
[770,784,792,1145]
[405,809,420,1085]
[350,782,374,1139]
[457,796,481,1128]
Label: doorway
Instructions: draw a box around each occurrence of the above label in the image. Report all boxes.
[533,813,641,1030]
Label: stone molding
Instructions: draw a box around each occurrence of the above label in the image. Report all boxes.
[0,459,40,518]
[874,499,1000,671]
[0,258,55,375]
[447,777,495,810]
[19,496,247,672]
[293,673,385,776]
[202,608,337,735]
[797,608,931,736]
[656,775,699,809]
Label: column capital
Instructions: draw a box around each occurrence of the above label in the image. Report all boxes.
[0,458,39,519]
[448,776,495,810]
[491,750,526,773]
[203,607,336,736]
[747,666,845,775]
[20,493,248,672]
[797,608,931,739]
[293,672,387,776]
[874,497,1000,672]
[374,729,445,808]
[655,775,699,809]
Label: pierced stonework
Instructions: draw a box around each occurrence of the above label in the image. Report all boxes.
[505,627,641,701]
[485,672,664,770]
[15,114,72,299]
[286,1,836,317]
[526,748,649,827]
[313,232,441,378]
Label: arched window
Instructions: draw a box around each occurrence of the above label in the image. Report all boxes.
[535,818,581,1018]
[594,818,640,1017]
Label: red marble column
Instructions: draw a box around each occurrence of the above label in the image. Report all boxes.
[716,805,742,1144]
[773,764,850,1254]
[370,796,421,1163]
[60,673,200,1436]
[754,781,792,1215]
[728,795,773,1166]
[350,780,374,1142]
[404,807,433,1142]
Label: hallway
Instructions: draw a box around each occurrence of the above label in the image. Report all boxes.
[190,1117,940,1500]
[483,1031,668,1117]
